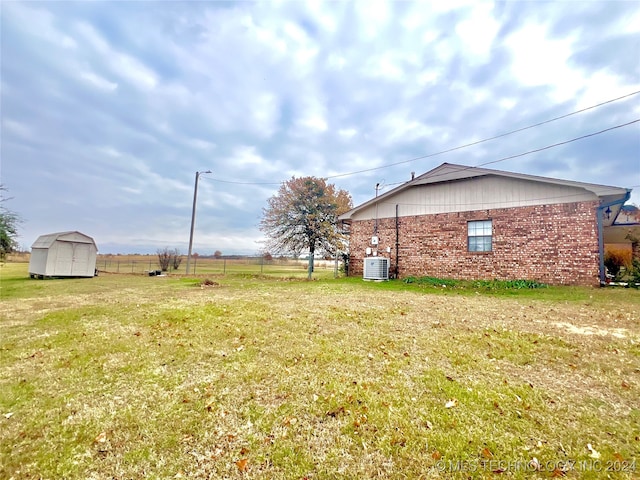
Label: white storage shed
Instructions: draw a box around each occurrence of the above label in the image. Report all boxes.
[29,231,98,278]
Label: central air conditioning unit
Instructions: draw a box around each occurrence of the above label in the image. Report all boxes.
[363,257,389,281]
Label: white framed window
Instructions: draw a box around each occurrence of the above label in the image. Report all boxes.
[468,219,492,252]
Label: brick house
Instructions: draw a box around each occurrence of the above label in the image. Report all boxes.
[338,163,634,286]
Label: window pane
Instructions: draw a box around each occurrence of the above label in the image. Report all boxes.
[467,220,492,252]
[468,220,492,234]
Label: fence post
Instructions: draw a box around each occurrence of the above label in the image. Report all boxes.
[194,257,196,275]
[117,261,120,273]
[223,258,226,274]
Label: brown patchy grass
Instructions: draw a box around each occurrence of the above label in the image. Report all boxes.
[1,263,639,479]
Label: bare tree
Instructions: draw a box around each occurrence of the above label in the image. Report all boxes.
[172,248,182,270]
[157,247,172,272]
[213,250,223,259]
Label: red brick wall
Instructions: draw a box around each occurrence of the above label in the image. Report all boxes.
[348,201,601,286]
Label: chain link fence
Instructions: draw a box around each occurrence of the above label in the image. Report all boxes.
[96,256,340,277]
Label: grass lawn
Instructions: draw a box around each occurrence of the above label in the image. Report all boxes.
[1,262,639,479]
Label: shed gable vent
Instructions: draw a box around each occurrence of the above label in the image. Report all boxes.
[363,257,389,281]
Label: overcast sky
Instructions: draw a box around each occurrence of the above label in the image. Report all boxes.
[2,1,639,255]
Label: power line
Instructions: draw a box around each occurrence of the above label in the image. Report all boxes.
[211,178,280,185]
[209,90,640,186]
[375,120,640,192]
[325,90,640,179]
[479,118,640,168]
[211,117,640,187]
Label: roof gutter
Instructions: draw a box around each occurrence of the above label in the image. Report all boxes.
[597,190,631,285]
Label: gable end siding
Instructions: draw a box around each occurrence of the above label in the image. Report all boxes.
[348,200,600,286]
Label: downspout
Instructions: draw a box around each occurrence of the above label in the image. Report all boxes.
[374,183,380,234]
[395,204,400,279]
[597,190,631,285]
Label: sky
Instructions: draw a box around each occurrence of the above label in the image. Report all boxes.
[2,1,639,255]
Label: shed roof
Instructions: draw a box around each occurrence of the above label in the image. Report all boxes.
[31,231,97,249]
[339,163,631,222]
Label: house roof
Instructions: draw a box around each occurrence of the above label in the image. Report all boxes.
[339,162,631,223]
[31,231,96,249]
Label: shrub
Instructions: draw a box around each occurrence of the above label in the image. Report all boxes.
[604,248,632,279]
[157,247,172,272]
[471,279,548,290]
[628,259,640,288]
[402,276,547,291]
[403,276,460,287]
[172,249,182,270]
[157,247,181,272]
[502,279,547,289]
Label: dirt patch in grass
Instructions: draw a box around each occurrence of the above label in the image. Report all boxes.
[552,321,630,338]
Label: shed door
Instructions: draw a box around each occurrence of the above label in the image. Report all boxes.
[54,242,74,276]
[71,243,91,276]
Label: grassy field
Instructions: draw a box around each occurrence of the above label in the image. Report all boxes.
[1,262,639,479]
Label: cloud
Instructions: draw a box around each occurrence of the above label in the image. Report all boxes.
[504,22,581,102]
[2,1,638,254]
[455,3,500,62]
[80,71,118,91]
[338,128,358,139]
[3,2,77,49]
[231,146,266,167]
[186,138,217,151]
[75,21,158,90]
[2,119,32,139]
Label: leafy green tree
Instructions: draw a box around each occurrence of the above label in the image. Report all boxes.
[0,185,21,261]
[260,176,352,279]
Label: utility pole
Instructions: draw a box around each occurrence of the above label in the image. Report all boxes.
[186,170,211,274]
